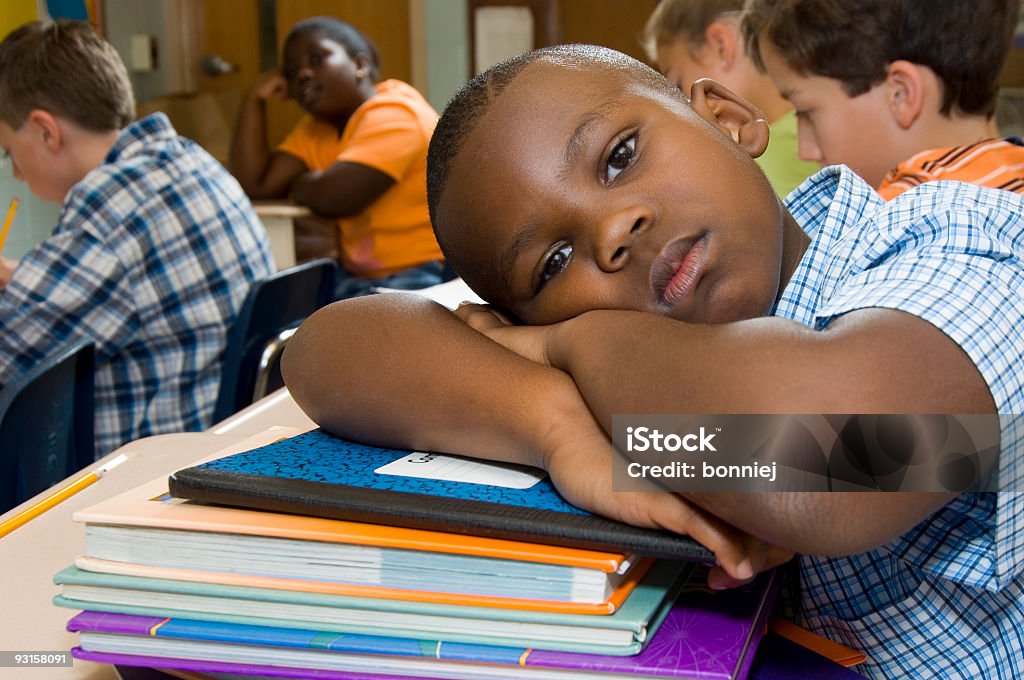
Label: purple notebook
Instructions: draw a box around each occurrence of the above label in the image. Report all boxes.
[69,568,777,680]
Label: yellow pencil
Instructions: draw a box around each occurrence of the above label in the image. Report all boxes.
[0,453,128,539]
[0,197,18,255]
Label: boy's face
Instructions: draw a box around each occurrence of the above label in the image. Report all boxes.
[437,60,787,326]
[0,119,67,203]
[758,40,900,188]
[657,38,718,92]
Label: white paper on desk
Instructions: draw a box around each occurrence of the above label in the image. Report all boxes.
[373,277,485,310]
[375,452,545,489]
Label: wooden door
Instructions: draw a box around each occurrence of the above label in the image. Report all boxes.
[558,0,657,64]
[194,0,263,94]
[125,0,260,163]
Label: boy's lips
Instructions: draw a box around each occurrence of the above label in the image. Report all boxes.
[651,235,708,308]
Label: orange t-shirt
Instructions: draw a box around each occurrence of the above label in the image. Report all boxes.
[877,137,1024,200]
[278,79,443,277]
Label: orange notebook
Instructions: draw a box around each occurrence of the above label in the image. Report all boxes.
[73,430,646,615]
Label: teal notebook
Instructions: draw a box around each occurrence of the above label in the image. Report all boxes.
[54,559,687,655]
[65,566,780,680]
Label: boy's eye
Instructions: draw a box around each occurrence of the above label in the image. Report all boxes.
[539,243,573,288]
[605,135,636,182]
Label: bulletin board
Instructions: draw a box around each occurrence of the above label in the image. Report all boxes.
[468,0,559,76]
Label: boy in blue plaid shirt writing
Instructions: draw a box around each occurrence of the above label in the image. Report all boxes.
[0,21,275,457]
[284,45,1024,678]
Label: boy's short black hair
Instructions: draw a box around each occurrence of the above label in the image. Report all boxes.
[284,16,382,82]
[741,0,1020,117]
[0,20,134,131]
[426,44,679,284]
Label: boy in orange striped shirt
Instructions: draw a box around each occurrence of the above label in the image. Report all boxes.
[741,0,1023,200]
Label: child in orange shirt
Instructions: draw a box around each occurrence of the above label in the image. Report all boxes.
[230,16,450,298]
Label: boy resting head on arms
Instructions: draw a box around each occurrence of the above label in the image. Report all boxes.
[283,45,1024,679]
[740,0,1024,198]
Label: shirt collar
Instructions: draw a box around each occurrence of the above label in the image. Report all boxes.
[104,112,176,165]
[772,165,883,322]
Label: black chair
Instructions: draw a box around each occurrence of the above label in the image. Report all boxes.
[212,258,337,423]
[0,340,95,514]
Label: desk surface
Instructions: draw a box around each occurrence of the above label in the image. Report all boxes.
[0,388,315,680]
[251,200,312,271]
[251,200,313,218]
[0,388,846,680]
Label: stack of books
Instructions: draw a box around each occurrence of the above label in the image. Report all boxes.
[54,428,779,680]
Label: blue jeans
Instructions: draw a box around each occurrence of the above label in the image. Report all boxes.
[333,260,456,300]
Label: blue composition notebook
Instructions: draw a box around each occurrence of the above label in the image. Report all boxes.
[168,429,713,562]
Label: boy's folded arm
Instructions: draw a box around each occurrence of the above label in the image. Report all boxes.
[281,292,786,580]
[543,306,995,556]
[281,292,588,470]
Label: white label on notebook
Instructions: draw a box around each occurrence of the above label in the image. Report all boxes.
[374,452,546,489]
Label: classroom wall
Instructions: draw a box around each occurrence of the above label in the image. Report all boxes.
[424,0,470,112]
[0,162,61,261]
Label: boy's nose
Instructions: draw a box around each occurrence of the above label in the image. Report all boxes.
[594,207,650,272]
[796,126,823,163]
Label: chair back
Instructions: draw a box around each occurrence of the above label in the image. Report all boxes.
[213,258,336,423]
[0,340,95,514]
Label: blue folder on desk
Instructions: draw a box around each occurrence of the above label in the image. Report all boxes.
[168,429,713,562]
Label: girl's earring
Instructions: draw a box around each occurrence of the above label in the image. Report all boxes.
[355,68,367,79]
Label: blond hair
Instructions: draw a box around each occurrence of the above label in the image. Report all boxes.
[641,0,745,62]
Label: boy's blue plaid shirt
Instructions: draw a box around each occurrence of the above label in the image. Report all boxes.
[0,113,274,457]
[774,166,1024,679]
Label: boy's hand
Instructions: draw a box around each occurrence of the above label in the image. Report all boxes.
[456,302,794,585]
[250,69,288,102]
[539,417,791,587]
[456,303,555,365]
[0,256,17,287]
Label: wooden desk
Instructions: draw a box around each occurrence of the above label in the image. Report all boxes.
[0,388,315,680]
[252,201,313,271]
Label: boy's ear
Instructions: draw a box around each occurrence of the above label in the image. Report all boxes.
[704,21,738,70]
[25,110,62,152]
[688,78,770,158]
[885,60,926,129]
